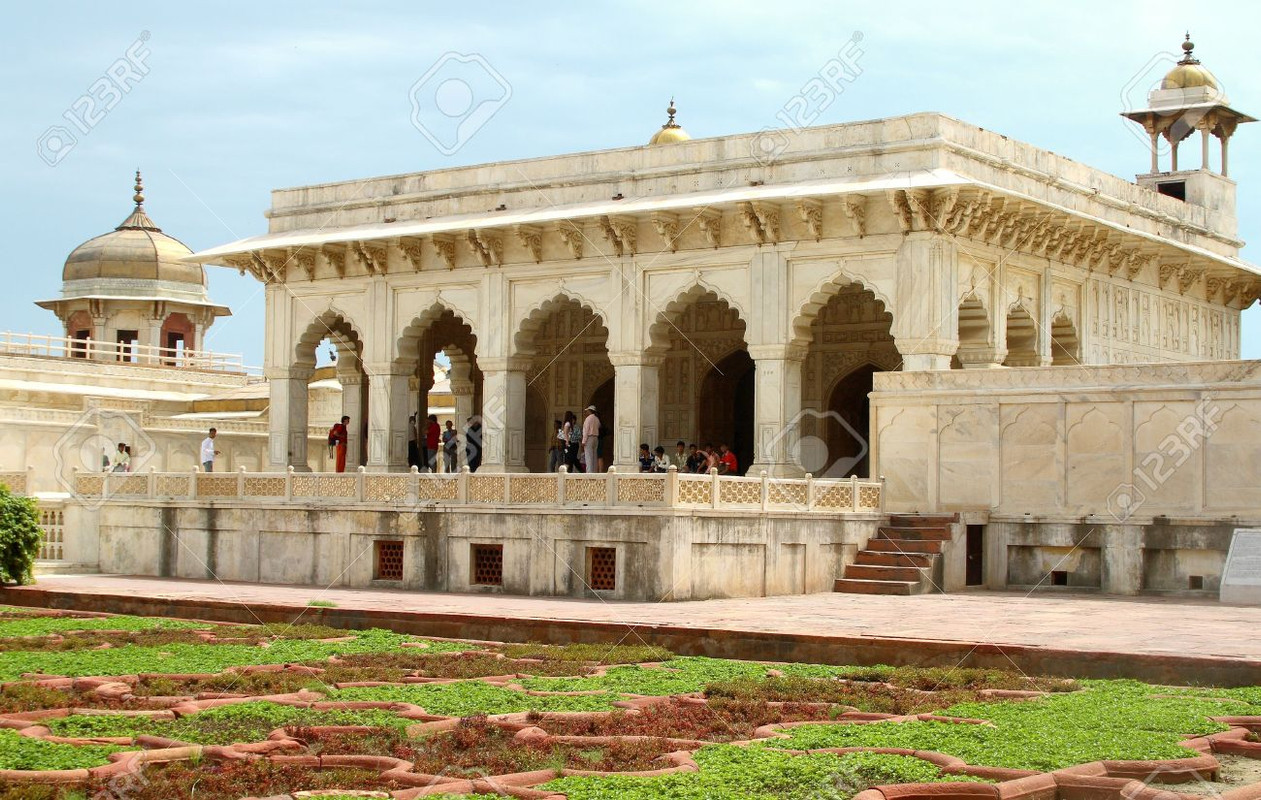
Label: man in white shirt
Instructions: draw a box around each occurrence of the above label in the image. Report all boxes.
[200,428,220,472]
[581,405,600,474]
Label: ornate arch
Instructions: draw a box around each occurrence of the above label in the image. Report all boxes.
[792,268,894,349]
[294,305,366,368]
[396,301,479,371]
[513,292,610,357]
[1050,310,1080,366]
[647,283,749,355]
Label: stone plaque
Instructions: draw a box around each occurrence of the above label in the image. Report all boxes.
[1220,529,1261,605]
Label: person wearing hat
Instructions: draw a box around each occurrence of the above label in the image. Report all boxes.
[581,405,601,474]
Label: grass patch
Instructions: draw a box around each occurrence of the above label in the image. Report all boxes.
[522,656,770,696]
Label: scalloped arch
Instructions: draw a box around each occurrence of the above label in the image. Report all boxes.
[792,268,894,349]
[647,283,749,354]
[396,300,480,370]
[294,304,365,367]
[512,292,609,357]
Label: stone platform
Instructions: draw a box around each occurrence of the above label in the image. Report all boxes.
[3,574,1259,686]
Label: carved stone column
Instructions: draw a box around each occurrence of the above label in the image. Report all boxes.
[450,379,475,468]
[365,363,411,472]
[339,373,366,470]
[478,357,529,472]
[892,233,958,371]
[610,353,662,470]
[748,344,806,477]
[955,346,1007,369]
[266,366,313,472]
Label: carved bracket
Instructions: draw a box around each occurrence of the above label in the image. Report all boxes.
[430,234,458,270]
[841,196,867,237]
[555,221,584,260]
[353,241,387,275]
[694,209,722,248]
[797,198,822,242]
[467,229,503,267]
[600,215,636,256]
[651,212,680,252]
[514,225,543,263]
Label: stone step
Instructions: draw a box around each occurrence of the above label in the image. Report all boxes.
[865,537,943,555]
[853,550,935,568]
[833,578,920,595]
[844,563,927,582]
[890,513,959,527]
[878,526,953,542]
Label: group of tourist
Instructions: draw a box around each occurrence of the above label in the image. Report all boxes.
[638,441,739,475]
[325,415,484,474]
[407,413,461,473]
[547,405,603,473]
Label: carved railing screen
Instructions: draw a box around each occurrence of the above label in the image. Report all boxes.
[64,467,883,514]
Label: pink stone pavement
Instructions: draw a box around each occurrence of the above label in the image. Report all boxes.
[11,574,1259,662]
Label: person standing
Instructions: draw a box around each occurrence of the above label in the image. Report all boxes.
[548,419,563,472]
[200,428,220,473]
[329,416,349,473]
[561,411,579,472]
[464,416,482,472]
[442,419,458,473]
[112,442,130,473]
[581,405,600,474]
[407,414,420,469]
[425,414,441,473]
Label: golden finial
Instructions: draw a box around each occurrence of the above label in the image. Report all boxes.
[1179,32,1199,65]
[132,169,145,207]
[664,98,679,128]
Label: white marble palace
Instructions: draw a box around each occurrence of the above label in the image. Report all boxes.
[190,40,1258,482]
[9,36,1261,599]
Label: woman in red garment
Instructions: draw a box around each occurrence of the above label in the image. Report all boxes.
[329,415,349,472]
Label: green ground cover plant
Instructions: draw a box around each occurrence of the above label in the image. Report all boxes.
[46,701,411,745]
[769,679,1261,771]
[0,728,125,770]
[0,613,206,639]
[0,628,463,679]
[541,745,983,800]
[330,681,621,715]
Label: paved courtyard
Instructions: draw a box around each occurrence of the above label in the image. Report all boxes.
[11,574,1260,662]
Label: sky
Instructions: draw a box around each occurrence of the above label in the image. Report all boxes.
[2,0,1258,368]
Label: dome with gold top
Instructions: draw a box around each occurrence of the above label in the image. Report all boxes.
[648,100,691,145]
[61,171,206,292]
[1161,35,1220,91]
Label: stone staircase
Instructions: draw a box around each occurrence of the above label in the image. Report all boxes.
[833,514,958,595]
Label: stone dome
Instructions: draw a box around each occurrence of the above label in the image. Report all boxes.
[62,172,205,287]
[1161,35,1219,91]
[648,99,691,145]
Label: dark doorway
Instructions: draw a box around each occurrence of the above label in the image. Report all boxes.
[965,524,985,587]
[116,330,138,362]
[589,378,614,471]
[824,364,876,478]
[700,350,754,475]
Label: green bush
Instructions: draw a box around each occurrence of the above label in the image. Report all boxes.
[0,486,42,585]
